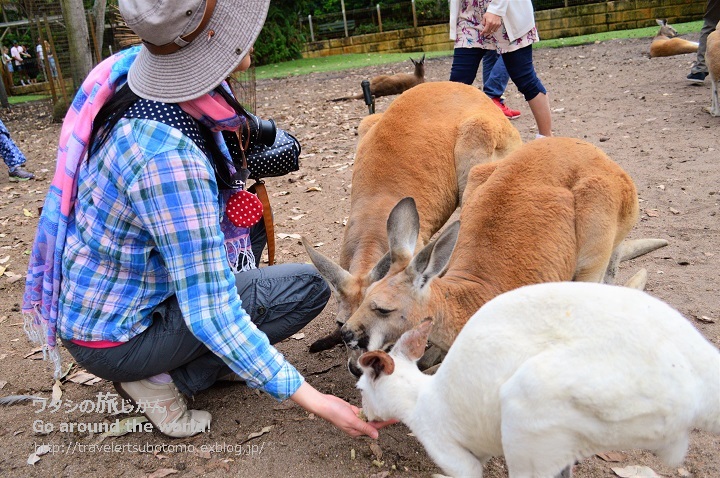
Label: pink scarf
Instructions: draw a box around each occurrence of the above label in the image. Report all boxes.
[23,46,252,378]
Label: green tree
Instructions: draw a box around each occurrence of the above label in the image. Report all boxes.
[254,1,310,65]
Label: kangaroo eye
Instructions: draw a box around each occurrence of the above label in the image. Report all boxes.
[370,301,395,315]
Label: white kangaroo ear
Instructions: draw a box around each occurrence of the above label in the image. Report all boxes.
[359,350,395,380]
[394,319,433,361]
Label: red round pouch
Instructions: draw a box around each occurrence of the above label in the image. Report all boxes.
[226,190,263,227]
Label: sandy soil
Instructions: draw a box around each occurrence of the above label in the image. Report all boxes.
[0,34,718,478]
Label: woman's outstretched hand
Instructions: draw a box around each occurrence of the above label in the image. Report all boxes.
[291,382,397,438]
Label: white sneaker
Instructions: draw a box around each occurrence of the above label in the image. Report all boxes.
[114,379,211,438]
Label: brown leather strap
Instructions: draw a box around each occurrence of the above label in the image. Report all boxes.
[249,180,275,266]
[143,0,217,55]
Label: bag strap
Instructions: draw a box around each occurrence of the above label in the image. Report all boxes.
[248,180,276,266]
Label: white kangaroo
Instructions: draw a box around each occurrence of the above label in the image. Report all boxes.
[341,138,668,366]
[304,81,522,352]
[706,20,720,116]
[650,19,699,58]
[357,282,720,478]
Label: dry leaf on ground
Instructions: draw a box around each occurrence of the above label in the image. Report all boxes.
[145,468,179,478]
[611,465,660,477]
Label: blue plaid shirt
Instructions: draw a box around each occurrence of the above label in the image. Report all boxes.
[58,117,303,401]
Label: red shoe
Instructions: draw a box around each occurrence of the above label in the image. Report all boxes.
[491,97,521,120]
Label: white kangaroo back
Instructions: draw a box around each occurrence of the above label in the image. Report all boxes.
[358,282,720,478]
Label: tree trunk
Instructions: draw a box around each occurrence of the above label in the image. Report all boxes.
[60,0,93,89]
[93,0,107,57]
[0,75,9,109]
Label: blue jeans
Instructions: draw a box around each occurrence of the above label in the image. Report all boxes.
[450,45,547,101]
[482,51,509,99]
[0,118,27,171]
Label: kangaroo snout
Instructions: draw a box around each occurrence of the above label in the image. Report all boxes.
[340,324,367,350]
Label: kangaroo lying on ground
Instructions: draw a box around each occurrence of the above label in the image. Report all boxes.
[650,19,699,57]
[305,81,522,352]
[706,20,720,116]
[341,138,668,369]
[329,54,426,101]
[357,282,720,478]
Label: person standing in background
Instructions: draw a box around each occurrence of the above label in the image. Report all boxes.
[2,46,14,90]
[687,0,720,83]
[10,41,29,85]
[0,118,35,181]
[449,0,552,137]
[482,51,521,119]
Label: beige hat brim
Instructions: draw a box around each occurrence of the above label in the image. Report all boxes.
[127,0,269,103]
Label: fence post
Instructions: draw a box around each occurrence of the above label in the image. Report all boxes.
[377,4,383,33]
[308,14,315,42]
[341,0,349,38]
[411,0,417,28]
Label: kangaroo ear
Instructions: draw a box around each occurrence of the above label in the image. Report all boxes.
[387,197,420,269]
[656,19,666,26]
[406,221,460,290]
[394,319,433,361]
[302,236,352,296]
[359,350,395,379]
[368,251,391,283]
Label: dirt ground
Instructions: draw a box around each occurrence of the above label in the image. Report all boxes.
[0,33,718,478]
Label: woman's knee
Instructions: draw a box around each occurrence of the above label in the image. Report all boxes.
[503,47,548,101]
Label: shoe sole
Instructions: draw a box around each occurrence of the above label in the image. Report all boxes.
[8,177,31,182]
[507,115,521,120]
[687,78,706,85]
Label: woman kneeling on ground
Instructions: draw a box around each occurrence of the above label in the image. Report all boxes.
[23,0,389,439]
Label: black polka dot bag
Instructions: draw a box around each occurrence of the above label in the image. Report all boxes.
[225,127,301,180]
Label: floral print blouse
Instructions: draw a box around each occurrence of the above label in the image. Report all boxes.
[455,0,539,53]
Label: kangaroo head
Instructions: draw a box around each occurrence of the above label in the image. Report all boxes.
[655,19,678,38]
[342,198,459,373]
[356,319,433,421]
[411,53,426,79]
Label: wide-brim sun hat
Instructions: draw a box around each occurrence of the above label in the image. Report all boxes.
[120,0,270,103]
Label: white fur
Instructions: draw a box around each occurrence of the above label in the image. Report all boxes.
[357,282,720,478]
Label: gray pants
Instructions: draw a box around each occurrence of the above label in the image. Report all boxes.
[692,0,720,74]
[62,263,331,397]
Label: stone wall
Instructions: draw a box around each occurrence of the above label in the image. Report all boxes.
[301,0,705,58]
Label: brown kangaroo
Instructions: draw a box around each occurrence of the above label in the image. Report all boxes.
[305,81,522,352]
[650,19,699,58]
[330,54,426,101]
[340,138,668,374]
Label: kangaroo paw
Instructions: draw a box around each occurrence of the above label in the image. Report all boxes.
[309,327,343,353]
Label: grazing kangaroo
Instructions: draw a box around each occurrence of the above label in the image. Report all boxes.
[329,54,426,101]
[304,81,522,352]
[706,20,720,116]
[357,282,720,478]
[341,138,668,366]
[650,19,699,57]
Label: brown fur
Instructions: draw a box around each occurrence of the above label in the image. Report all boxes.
[706,21,720,116]
[304,81,522,351]
[650,19,699,58]
[329,55,426,102]
[342,138,648,354]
